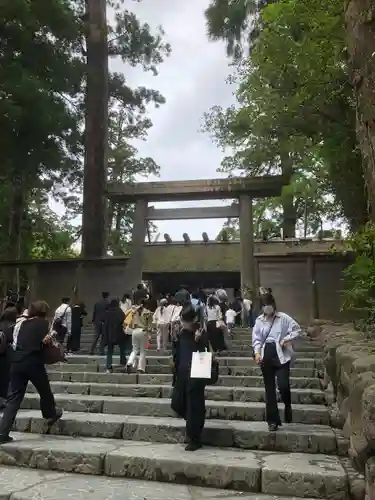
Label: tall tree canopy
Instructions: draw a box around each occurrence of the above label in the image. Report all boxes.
[0,0,169,270]
[204,0,367,237]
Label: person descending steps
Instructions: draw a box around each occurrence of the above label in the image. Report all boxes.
[252,291,301,431]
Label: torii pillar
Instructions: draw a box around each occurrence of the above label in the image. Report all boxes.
[126,199,148,291]
[239,194,255,299]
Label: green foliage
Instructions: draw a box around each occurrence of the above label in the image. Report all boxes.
[203,0,367,235]
[205,0,276,58]
[342,224,375,335]
[0,0,169,262]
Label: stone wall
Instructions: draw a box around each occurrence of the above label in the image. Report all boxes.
[318,323,375,499]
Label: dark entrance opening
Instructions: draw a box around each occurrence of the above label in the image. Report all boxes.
[143,271,241,297]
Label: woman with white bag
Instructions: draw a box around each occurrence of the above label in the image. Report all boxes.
[171,304,213,452]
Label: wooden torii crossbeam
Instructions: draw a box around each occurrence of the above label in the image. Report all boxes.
[105,175,289,296]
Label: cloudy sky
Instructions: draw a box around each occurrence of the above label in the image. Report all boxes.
[113,0,237,241]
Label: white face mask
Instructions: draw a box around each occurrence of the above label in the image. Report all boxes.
[263,305,275,316]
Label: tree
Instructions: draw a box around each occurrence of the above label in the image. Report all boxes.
[345,0,375,221]
[106,108,159,255]
[0,0,170,268]
[0,0,83,262]
[203,0,368,234]
[80,0,170,256]
[205,0,277,58]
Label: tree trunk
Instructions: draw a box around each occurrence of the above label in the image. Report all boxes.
[282,194,297,238]
[346,0,375,220]
[6,179,24,288]
[81,0,108,258]
[281,155,297,238]
[107,200,114,234]
[115,207,122,231]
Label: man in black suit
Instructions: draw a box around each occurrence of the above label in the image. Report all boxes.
[90,292,109,355]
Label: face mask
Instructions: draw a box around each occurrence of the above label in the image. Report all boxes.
[263,305,274,316]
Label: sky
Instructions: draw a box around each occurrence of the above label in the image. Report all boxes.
[111,0,237,242]
[50,0,237,242]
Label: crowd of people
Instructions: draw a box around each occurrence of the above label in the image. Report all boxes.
[0,284,302,450]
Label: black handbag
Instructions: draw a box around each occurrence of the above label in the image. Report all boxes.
[43,337,65,365]
[208,357,219,385]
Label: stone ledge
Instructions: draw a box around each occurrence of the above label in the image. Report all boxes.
[27,382,326,404]
[12,411,337,454]
[320,323,372,499]
[19,394,329,425]
[0,434,349,498]
[0,465,325,500]
[44,373,322,389]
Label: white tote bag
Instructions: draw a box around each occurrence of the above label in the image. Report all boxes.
[190,350,212,379]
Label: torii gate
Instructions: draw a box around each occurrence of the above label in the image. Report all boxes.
[106,175,288,297]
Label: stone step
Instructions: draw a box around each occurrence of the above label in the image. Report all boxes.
[0,433,348,498]
[141,343,322,353]
[137,373,321,389]
[71,349,321,358]
[46,372,320,389]
[13,410,337,454]
[47,364,318,379]
[47,369,320,386]
[0,465,326,500]
[20,394,329,424]
[62,355,320,368]
[27,381,326,404]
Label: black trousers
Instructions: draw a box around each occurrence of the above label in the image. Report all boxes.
[207,320,226,352]
[0,355,57,437]
[90,323,105,355]
[0,354,10,399]
[261,343,292,425]
[67,326,81,352]
[171,371,206,443]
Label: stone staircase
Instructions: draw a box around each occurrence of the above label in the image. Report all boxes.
[0,328,358,499]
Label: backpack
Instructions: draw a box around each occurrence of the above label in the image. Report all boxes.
[124,309,134,329]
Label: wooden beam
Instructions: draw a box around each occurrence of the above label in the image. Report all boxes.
[106,175,288,202]
[146,205,240,220]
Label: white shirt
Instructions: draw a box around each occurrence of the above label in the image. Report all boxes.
[225,309,237,323]
[242,298,252,312]
[167,304,182,323]
[252,312,301,364]
[206,305,222,322]
[120,299,132,313]
[153,306,169,325]
[54,303,72,334]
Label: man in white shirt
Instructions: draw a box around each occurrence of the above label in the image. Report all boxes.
[53,297,72,348]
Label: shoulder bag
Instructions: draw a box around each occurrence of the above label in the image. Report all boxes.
[252,315,276,359]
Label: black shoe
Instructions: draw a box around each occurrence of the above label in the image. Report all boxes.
[268,423,279,432]
[185,441,202,451]
[46,408,63,427]
[0,435,13,444]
